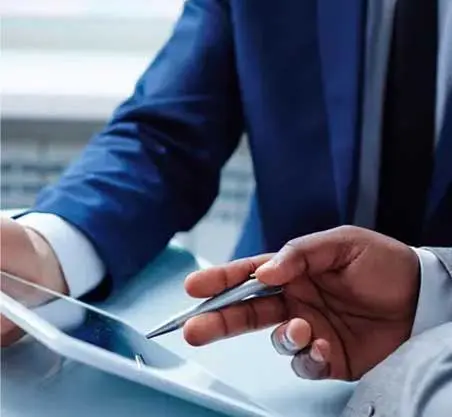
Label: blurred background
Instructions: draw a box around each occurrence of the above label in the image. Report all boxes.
[1,0,255,264]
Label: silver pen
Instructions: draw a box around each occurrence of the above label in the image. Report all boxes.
[146,275,283,339]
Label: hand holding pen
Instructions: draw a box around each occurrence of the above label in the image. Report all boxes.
[181,226,420,382]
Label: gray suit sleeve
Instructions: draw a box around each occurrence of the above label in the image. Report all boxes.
[341,248,452,417]
[341,323,452,417]
[411,247,452,335]
[427,247,452,276]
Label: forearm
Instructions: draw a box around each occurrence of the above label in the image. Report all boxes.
[19,0,243,289]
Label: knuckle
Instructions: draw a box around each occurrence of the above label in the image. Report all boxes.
[335,225,359,235]
[278,238,307,274]
[244,258,259,275]
[285,238,302,250]
[334,225,370,239]
[233,257,261,277]
[280,238,303,261]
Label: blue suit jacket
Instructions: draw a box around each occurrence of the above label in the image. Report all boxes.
[32,0,452,287]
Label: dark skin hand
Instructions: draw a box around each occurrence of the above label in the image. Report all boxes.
[183,226,420,381]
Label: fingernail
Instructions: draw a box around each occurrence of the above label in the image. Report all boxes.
[280,328,299,353]
[310,344,325,363]
[291,350,329,380]
[271,326,300,355]
[255,259,276,274]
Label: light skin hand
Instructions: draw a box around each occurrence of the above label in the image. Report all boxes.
[183,226,420,381]
[1,217,68,346]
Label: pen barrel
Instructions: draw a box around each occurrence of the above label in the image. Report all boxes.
[146,279,283,339]
[192,280,283,317]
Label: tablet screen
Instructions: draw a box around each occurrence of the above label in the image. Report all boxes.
[0,271,184,369]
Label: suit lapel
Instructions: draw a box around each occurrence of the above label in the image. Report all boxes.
[316,0,367,222]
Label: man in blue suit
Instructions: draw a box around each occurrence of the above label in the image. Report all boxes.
[1,0,452,406]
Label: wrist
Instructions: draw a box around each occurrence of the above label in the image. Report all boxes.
[24,227,69,295]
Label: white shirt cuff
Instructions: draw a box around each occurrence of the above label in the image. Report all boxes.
[411,248,452,336]
[17,213,105,298]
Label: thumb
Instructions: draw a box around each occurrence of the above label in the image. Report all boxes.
[254,226,364,286]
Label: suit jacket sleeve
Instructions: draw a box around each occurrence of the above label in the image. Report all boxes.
[428,247,452,277]
[411,247,452,334]
[26,0,243,287]
[341,322,452,417]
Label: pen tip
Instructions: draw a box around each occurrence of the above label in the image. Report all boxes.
[145,329,161,339]
[145,320,182,339]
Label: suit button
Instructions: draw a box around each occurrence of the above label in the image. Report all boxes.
[366,404,375,417]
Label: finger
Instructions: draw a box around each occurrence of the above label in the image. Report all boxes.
[1,327,25,347]
[185,254,272,298]
[291,338,331,380]
[183,294,288,346]
[1,316,25,347]
[254,226,365,286]
[271,318,312,355]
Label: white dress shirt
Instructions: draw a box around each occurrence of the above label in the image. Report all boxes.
[16,214,452,336]
[15,0,452,335]
[18,213,105,298]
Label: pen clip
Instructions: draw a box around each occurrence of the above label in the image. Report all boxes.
[244,273,283,299]
[249,285,283,299]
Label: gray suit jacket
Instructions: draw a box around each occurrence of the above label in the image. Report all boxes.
[341,248,452,417]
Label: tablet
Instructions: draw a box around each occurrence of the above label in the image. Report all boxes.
[0,272,275,417]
